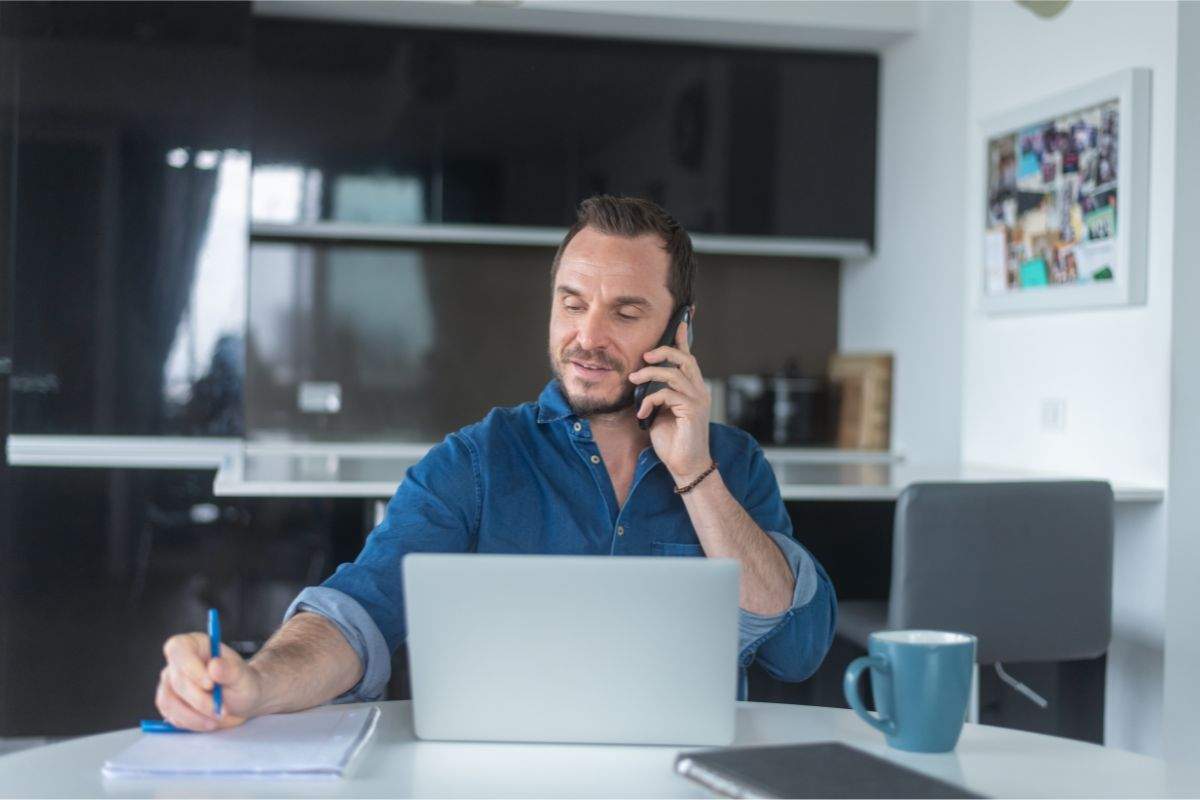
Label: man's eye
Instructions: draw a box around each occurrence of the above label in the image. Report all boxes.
[617,313,639,321]
[564,304,584,313]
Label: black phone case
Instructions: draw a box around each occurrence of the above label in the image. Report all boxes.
[635,306,693,430]
[675,742,985,799]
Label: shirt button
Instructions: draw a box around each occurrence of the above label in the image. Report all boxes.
[617,526,625,536]
[590,454,600,464]
[573,422,582,432]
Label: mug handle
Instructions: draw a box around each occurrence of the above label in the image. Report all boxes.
[843,655,897,736]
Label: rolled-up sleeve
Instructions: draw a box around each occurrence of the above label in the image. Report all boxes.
[280,432,481,701]
[283,586,392,703]
[734,443,837,684]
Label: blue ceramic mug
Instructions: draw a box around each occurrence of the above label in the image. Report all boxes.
[843,630,977,753]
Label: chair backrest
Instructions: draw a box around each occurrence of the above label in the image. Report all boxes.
[887,481,1113,665]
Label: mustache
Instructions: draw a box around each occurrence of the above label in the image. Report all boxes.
[560,346,624,373]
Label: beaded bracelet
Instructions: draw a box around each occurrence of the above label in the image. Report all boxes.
[674,460,718,495]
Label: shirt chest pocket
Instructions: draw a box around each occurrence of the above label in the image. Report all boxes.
[651,541,706,557]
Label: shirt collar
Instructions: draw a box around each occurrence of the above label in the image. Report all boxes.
[535,380,662,467]
[536,379,576,424]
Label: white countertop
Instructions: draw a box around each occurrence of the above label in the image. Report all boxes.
[4,436,1164,503]
[209,441,1163,503]
[0,699,1188,798]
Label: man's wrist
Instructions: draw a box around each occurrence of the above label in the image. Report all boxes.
[240,659,272,716]
[672,459,717,490]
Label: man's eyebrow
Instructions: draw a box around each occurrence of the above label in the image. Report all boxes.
[555,286,653,308]
[612,295,651,308]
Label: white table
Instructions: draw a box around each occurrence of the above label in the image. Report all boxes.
[0,700,1189,798]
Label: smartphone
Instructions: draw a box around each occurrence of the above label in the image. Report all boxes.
[634,305,694,431]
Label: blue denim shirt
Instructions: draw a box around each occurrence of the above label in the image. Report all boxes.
[285,380,836,701]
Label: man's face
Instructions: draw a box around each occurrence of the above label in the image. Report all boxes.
[548,226,675,417]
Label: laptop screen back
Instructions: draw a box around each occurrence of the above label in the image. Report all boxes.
[403,553,740,745]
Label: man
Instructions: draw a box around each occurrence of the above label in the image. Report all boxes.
[155,196,836,731]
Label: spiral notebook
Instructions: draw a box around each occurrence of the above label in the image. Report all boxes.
[102,705,380,780]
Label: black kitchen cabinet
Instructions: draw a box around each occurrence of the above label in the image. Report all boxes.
[252,23,576,229]
[4,2,252,437]
[0,460,367,737]
[573,41,722,232]
[250,19,878,241]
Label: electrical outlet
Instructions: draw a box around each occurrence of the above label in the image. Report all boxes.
[1041,398,1066,432]
[298,381,342,414]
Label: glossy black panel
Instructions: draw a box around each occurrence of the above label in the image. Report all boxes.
[246,241,838,441]
[0,462,366,736]
[251,19,878,240]
[771,54,879,241]
[0,9,12,365]
[0,373,10,728]
[573,42,723,232]
[252,22,574,228]
[5,2,251,435]
[246,241,554,439]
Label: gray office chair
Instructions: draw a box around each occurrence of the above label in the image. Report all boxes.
[837,481,1114,719]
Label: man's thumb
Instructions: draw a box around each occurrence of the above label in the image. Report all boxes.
[210,647,243,683]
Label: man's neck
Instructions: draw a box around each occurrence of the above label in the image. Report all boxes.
[585,408,650,460]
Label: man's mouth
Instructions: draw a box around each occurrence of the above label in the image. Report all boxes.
[570,360,613,377]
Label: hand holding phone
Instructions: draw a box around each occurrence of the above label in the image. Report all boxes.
[634,305,694,431]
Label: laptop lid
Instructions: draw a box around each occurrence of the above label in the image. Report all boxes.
[403,553,741,746]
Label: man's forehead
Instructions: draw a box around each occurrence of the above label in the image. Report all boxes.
[554,262,670,304]
[555,229,671,298]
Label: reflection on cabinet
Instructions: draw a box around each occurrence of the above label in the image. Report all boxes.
[251,19,878,242]
[245,241,839,441]
[3,2,251,437]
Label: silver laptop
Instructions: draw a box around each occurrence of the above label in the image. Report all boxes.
[402,553,741,746]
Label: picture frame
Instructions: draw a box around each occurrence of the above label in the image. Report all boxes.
[979,68,1150,314]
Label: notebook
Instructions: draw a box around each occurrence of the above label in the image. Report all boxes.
[675,741,985,799]
[102,705,380,780]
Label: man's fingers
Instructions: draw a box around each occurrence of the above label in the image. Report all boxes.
[163,633,213,689]
[637,387,690,420]
[209,643,245,685]
[168,664,218,721]
[209,657,236,686]
[630,366,700,398]
[156,675,217,731]
[642,347,703,384]
[676,319,692,355]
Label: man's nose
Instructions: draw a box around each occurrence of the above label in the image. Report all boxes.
[575,308,611,351]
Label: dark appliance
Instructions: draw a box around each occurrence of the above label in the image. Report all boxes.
[726,371,831,447]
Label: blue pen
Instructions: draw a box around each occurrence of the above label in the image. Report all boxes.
[140,719,192,733]
[209,607,222,717]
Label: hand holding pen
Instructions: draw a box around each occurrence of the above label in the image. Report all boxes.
[151,608,260,732]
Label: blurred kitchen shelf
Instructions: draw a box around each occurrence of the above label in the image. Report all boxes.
[5,435,240,469]
[5,436,1163,504]
[250,221,871,260]
[212,442,903,498]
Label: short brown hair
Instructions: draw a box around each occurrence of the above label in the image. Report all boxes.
[551,195,696,307]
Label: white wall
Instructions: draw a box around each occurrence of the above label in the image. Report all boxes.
[960,0,1178,756]
[843,0,1183,756]
[961,2,1176,490]
[839,1,968,465]
[1163,0,1200,764]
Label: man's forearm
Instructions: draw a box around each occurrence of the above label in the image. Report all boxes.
[247,611,365,716]
[678,469,795,615]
